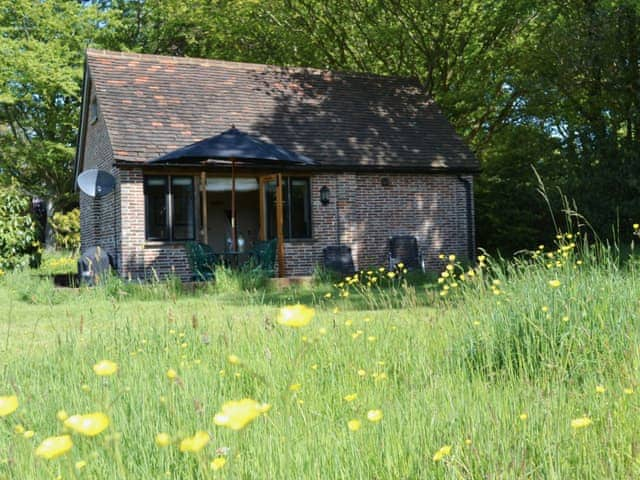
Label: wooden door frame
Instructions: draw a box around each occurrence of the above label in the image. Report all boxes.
[259,174,285,277]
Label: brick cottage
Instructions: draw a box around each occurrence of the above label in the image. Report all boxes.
[74,49,480,281]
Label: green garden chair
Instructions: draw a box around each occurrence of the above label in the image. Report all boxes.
[184,242,219,281]
[248,238,277,277]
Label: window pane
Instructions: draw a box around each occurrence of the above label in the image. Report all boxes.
[145,176,168,240]
[172,176,195,240]
[289,178,310,238]
[265,180,277,240]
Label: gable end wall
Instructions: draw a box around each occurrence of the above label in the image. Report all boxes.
[79,79,120,268]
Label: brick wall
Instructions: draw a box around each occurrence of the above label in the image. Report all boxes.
[284,172,475,276]
[79,80,120,267]
[112,170,474,279]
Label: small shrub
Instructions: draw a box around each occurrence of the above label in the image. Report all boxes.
[0,181,41,270]
[50,208,80,252]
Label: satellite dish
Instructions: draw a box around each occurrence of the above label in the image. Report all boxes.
[77,169,116,197]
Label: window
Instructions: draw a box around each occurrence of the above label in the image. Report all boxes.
[144,176,195,241]
[266,177,311,239]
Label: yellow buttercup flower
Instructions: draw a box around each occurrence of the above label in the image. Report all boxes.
[343,393,357,402]
[432,445,452,462]
[56,410,69,422]
[92,360,118,376]
[347,419,361,432]
[23,430,35,439]
[519,413,528,421]
[570,416,592,429]
[548,279,561,288]
[595,385,605,394]
[227,354,241,365]
[213,399,271,431]
[448,254,456,262]
[211,457,227,470]
[166,368,178,380]
[288,383,302,392]
[64,412,110,437]
[14,424,25,434]
[155,432,170,447]
[387,271,396,279]
[75,460,87,470]
[366,409,383,422]
[35,435,73,460]
[634,223,639,230]
[277,305,315,328]
[179,431,210,453]
[0,395,18,417]
[624,388,634,395]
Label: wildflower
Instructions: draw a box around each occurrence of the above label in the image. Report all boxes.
[624,388,634,395]
[595,385,605,394]
[64,412,110,437]
[23,430,35,439]
[562,316,569,322]
[227,354,241,365]
[0,395,18,417]
[277,305,315,328]
[324,292,332,299]
[432,445,452,462]
[570,417,592,429]
[548,279,561,288]
[347,419,361,432]
[35,435,73,460]
[213,399,271,431]
[344,319,353,326]
[343,393,357,402]
[367,336,376,342]
[288,383,302,392]
[166,368,178,380]
[634,223,639,230]
[211,457,227,470]
[448,254,456,262]
[155,433,171,447]
[519,413,528,421]
[75,460,87,470]
[492,279,501,286]
[387,271,396,279]
[542,306,549,312]
[465,438,472,446]
[318,327,327,335]
[397,262,404,269]
[438,254,445,260]
[366,409,383,422]
[357,369,366,377]
[180,431,210,453]
[92,360,118,376]
[14,424,25,434]
[477,255,486,262]
[446,264,454,271]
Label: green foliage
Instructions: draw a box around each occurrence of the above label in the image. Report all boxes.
[2,0,640,255]
[0,182,41,270]
[50,208,80,251]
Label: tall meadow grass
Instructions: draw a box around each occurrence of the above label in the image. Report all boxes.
[1,235,640,478]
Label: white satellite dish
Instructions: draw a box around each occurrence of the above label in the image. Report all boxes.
[77,169,116,197]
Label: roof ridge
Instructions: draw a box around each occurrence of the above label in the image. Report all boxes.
[84,48,426,86]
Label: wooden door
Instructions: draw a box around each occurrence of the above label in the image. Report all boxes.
[259,174,285,276]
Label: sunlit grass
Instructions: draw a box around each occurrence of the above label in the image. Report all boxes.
[1,239,640,478]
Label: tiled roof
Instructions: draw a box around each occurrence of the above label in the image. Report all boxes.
[84,49,478,172]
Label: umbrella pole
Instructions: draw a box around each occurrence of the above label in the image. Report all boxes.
[231,158,237,252]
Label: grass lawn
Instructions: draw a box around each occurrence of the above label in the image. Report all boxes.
[1,242,640,479]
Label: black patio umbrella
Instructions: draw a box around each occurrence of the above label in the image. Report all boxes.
[151,127,314,260]
[151,127,315,165]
